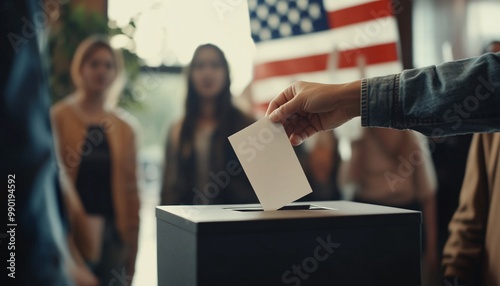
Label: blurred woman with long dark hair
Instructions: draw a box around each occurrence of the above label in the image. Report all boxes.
[161,44,256,205]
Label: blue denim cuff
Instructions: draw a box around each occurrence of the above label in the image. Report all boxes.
[361,74,401,128]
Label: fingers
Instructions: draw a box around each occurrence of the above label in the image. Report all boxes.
[290,119,320,145]
[266,81,322,145]
[266,84,299,122]
[282,112,306,136]
[268,106,284,122]
[283,115,321,145]
[290,125,320,146]
[290,134,304,146]
[266,84,293,117]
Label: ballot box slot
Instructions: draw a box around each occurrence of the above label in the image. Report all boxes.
[225,204,336,212]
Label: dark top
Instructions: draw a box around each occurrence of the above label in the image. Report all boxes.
[76,125,114,218]
[161,108,259,206]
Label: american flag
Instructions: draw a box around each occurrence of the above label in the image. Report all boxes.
[249,0,402,111]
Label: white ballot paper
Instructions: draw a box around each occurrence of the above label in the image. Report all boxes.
[228,117,312,211]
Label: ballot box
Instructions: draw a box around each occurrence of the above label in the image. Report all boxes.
[156,201,421,286]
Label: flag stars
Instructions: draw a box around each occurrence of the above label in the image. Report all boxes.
[276,1,289,15]
[300,18,313,33]
[288,8,300,24]
[268,14,280,29]
[251,19,261,34]
[297,0,309,11]
[309,3,321,19]
[259,28,272,41]
[279,22,292,37]
[257,5,269,20]
[250,0,328,42]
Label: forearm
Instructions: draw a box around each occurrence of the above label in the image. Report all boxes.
[363,52,500,135]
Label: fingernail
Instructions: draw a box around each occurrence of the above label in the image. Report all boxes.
[291,135,302,145]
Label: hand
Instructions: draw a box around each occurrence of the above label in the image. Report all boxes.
[266,80,361,145]
[72,268,99,286]
[68,255,99,286]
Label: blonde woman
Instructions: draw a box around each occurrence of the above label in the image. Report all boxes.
[51,36,140,285]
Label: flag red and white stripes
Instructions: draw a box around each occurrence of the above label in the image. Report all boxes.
[249,0,402,111]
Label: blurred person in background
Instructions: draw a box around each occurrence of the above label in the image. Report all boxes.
[299,131,341,201]
[431,134,472,268]
[338,128,439,284]
[161,44,257,205]
[442,40,500,286]
[51,36,140,285]
[432,41,500,282]
[1,1,98,285]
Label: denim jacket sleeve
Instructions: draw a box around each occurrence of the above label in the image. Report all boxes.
[361,52,500,136]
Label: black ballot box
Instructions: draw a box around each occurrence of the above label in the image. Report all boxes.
[156,201,421,286]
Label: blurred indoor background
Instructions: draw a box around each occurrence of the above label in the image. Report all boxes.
[42,0,500,285]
